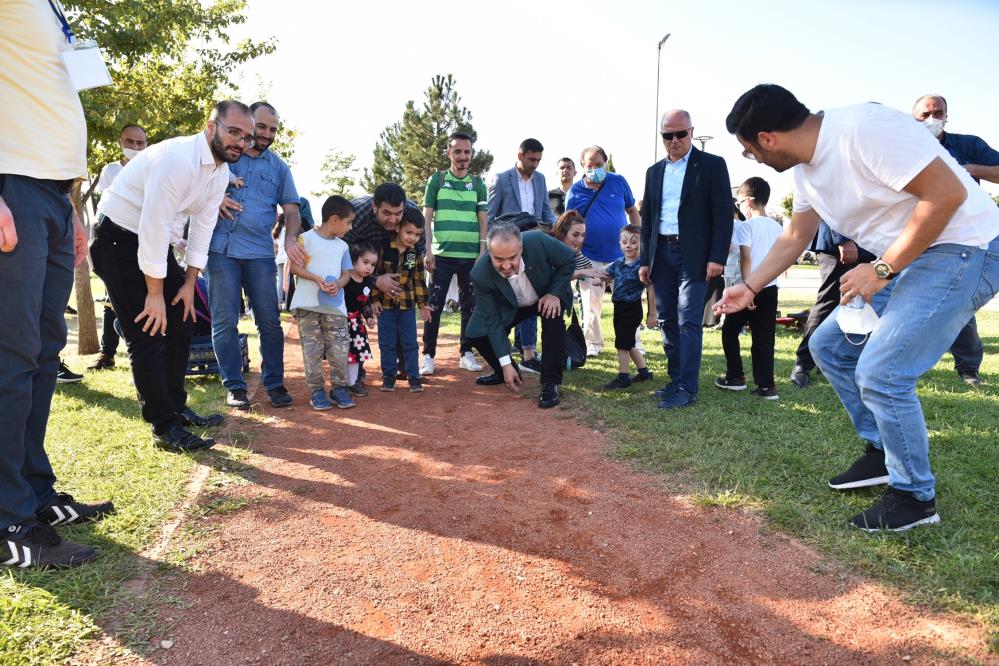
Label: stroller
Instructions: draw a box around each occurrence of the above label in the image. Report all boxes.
[186,277,250,376]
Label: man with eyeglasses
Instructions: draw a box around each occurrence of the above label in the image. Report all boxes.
[911,94,999,387]
[638,110,733,410]
[93,100,253,452]
[206,101,303,410]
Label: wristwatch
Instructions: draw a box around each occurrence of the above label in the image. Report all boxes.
[872,259,896,280]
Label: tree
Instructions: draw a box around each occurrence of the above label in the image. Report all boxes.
[314,148,360,199]
[606,154,617,173]
[62,0,274,353]
[780,192,794,220]
[362,75,493,203]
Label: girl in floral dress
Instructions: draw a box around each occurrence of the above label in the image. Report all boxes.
[343,244,380,396]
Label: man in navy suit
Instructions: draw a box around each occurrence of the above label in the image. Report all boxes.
[639,109,733,409]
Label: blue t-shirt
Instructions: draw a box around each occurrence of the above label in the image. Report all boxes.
[210,149,299,259]
[604,257,645,303]
[941,132,999,185]
[566,173,636,263]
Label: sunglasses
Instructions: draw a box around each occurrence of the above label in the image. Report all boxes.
[661,129,690,141]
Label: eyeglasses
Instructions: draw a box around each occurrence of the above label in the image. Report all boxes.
[216,121,255,147]
[661,129,690,141]
[742,148,760,162]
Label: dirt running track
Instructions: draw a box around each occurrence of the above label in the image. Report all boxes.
[101,328,990,665]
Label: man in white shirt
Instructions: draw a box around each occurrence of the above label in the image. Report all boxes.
[92,100,254,453]
[717,84,999,532]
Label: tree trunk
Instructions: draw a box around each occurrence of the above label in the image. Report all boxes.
[71,182,100,355]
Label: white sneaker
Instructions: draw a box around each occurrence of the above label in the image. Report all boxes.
[420,354,435,376]
[459,351,483,372]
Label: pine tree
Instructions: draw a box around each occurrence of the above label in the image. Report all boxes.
[606,154,617,173]
[362,75,493,204]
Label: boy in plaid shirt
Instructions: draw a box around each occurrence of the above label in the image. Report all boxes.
[374,207,431,392]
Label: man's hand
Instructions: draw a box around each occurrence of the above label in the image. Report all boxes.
[503,364,522,393]
[72,211,88,268]
[577,267,606,280]
[839,263,888,305]
[375,273,402,298]
[712,284,756,316]
[420,305,432,322]
[705,262,724,280]
[218,195,243,221]
[638,265,651,286]
[838,239,859,265]
[425,251,435,274]
[538,294,562,319]
[135,292,168,335]
[171,281,197,322]
[285,238,306,267]
[1,195,18,253]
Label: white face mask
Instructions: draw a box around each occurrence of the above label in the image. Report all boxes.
[921,117,944,139]
[836,296,880,343]
[122,147,140,160]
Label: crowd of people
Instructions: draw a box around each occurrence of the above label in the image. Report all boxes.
[2,0,998,570]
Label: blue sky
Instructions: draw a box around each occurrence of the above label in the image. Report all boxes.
[233,0,999,206]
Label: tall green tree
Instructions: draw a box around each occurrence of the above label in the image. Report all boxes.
[314,148,360,199]
[362,74,493,203]
[606,154,617,173]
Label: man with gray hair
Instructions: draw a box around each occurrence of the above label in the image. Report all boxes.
[465,224,577,408]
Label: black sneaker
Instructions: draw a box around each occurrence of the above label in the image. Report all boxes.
[959,372,982,387]
[714,375,747,391]
[602,375,632,390]
[828,443,889,490]
[36,493,115,526]
[654,383,677,400]
[153,425,215,453]
[87,354,115,371]
[409,378,424,393]
[226,389,251,410]
[538,383,561,409]
[380,375,396,392]
[179,407,224,428]
[266,386,293,407]
[753,386,779,401]
[631,370,653,383]
[56,361,83,384]
[520,358,543,374]
[2,521,96,569]
[396,369,409,381]
[849,487,940,532]
[347,381,369,397]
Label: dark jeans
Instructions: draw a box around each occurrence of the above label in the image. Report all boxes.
[469,305,566,385]
[722,285,778,388]
[423,256,474,357]
[91,218,192,433]
[378,308,419,379]
[651,239,709,394]
[0,175,73,529]
[100,303,120,356]
[796,253,858,371]
[949,317,982,375]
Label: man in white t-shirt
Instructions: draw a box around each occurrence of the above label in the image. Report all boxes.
[716,84,999,532]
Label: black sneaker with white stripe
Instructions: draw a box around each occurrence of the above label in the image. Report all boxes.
[828,443,890,490]
[2,522,96,569]
[36,492,116,526]
[849,487,940,532]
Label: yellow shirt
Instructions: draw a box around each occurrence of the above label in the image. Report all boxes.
[0,0,87,180]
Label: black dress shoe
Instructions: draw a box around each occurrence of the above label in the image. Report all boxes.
[789,365,811,388]
[475,372,505,386]
[538,383,561,409]
[179,407,224,428]
[153,425,215,453]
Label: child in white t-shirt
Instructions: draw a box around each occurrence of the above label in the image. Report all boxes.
[289,196,357,410]
[716,178,783,400]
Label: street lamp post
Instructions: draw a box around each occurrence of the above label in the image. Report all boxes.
[654,32,671,163]
[694,135,713,152]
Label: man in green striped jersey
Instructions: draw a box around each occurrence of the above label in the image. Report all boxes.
[420,131,489,375]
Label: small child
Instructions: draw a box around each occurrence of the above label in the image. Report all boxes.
[289,195,357,410]
[373,207,431,393]
[343,243,380,397]
[601,225,657,389]
[716,177,783,400]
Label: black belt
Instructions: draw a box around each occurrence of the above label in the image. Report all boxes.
[658,234,680,244]
[95,213,135,235]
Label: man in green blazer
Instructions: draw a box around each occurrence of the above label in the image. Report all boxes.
[466,223,576,408]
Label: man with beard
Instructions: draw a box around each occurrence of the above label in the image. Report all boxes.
[207,101,303,410]
[92,101,251,452]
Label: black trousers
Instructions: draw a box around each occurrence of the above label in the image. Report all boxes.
[795,253,858,371]
[90,219,192,433]
[423,256,474,357]
[949,317,982,375]
[722,285,778,388]
[100,303,119,356]
[469,305,565,385]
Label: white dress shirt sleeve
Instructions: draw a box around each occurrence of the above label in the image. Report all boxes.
[137,152,194,278]
[185,170,228,271]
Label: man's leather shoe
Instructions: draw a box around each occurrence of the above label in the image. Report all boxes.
[790,365,811,388]
[538,383,560,409]
[153,425,215,453]
[179,407,224,428]
[475,372,505,386]
[226,389,251,409]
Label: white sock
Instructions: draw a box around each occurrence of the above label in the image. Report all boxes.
[348,363,359,385]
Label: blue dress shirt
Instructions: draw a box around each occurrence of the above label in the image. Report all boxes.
[658,148,690,235]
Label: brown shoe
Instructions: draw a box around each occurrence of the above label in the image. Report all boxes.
[87,354,115,371]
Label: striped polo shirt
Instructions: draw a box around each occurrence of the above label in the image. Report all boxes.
[423,170,487,259]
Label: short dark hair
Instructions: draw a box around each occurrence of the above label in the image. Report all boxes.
[580,145,608,164]
[321,195,355,222]
[119,123,147,138]
[520,138,544,153]
[350,242,379,263]
[210,100,252,123]
[738,177,771,206]
[399,206,424,230]
[553,210,585,240]
[449,131,473,145]
[725,84,810,144]
[557,157,574,167]
[372,183,406,207]
[249,101,277,115]
[620,224,641,237]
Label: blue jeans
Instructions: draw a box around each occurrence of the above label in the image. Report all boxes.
[810,237,999,501]
[0,175,73,529]
[378,308,419,378]
[514,317,537,352]
[651,240,709,394]
[205,253,284,391]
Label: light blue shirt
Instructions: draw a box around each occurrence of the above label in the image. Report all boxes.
[658,147,691,235]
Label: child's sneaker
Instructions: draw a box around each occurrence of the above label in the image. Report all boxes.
[409,378,424,393]
[330,387,356,409]
[602,374,632,390]
[380,375,396,392]
[753,386,779,400]
[347,381,369,397]
[631,368,654,383]
[310,389,333,410]
[714,375,748,391]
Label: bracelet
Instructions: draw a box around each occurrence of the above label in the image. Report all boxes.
[744,282,758,296]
